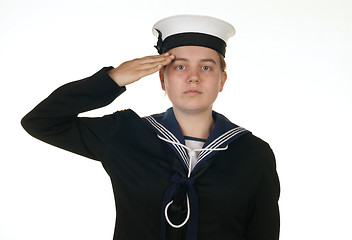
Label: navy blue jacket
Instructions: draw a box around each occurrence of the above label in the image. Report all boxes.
[21,67,280,240]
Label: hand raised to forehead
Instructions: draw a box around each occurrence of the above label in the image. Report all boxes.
[108,53,175,87]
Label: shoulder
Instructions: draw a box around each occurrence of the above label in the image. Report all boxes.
[109,109,158,138]
[227,132,276,168]
[243,133,272,152]
[111,108,140,121]
[230,131,272,152]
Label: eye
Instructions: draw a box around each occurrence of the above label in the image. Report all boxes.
[202,66,211,71]
[176,65,186,70]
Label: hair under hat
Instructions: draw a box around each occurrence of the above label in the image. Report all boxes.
[152,15,235,57]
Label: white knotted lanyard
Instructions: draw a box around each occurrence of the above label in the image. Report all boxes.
[157,135,228,228]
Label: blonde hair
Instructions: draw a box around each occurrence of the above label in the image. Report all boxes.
[218,52,227,72]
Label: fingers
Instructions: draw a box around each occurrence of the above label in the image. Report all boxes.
[109,53,175,86]
[137,53,175,70]
[135,64,162,79]
[139,53,173,63]
[131,53,174,79]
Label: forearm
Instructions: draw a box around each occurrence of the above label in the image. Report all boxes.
[21,53,174,158]
[21,67,126,159]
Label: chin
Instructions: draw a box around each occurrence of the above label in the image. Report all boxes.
[174,105,213,114]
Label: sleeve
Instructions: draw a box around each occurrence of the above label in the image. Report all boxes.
[21,67,126,161]
[245,145,280,240]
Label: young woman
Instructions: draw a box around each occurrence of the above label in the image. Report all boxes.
[22,15,280,240]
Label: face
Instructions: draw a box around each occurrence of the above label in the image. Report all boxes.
[159,46,227,115]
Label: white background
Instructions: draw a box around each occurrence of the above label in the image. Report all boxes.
[1,0,351,239]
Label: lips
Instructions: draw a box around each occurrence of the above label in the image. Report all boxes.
[184,90,201,96]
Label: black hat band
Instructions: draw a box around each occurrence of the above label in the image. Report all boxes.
[155,32,227,57]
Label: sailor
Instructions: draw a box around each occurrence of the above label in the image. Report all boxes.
[22,14,280,240]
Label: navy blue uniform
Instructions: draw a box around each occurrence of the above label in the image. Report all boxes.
[22,67,280,240]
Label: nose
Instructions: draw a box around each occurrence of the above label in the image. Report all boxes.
[188,78,199,83]
[188,70,200,83]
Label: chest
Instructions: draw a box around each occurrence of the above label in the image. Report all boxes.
[102,130,260,212]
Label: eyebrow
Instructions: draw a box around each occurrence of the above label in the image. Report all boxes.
[173,58,217,65]
[200,58,217,65]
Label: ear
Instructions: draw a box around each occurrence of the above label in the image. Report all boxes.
[159,70,166,91]
[219,71,227,92]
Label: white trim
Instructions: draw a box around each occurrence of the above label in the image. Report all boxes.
[153,15,235,42]
[198,127,246,162]
[145,116,189,167]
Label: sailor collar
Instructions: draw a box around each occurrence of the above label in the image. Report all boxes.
[144,108,250,173]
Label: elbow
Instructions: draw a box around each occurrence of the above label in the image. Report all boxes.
[21,113,36,136]
[21,112,47,138]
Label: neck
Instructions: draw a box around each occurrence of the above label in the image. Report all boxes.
[173,107,215,140]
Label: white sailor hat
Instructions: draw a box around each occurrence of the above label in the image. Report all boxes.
[152,15,235,57]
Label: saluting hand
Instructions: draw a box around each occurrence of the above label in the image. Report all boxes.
[108,53,175,86]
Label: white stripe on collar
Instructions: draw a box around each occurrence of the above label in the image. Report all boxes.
[157,134,228,175]
[144,109,250,172]
[198,126,247,162]
[145,116,189,166]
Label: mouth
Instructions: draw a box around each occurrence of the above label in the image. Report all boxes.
[184,90,201,96]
